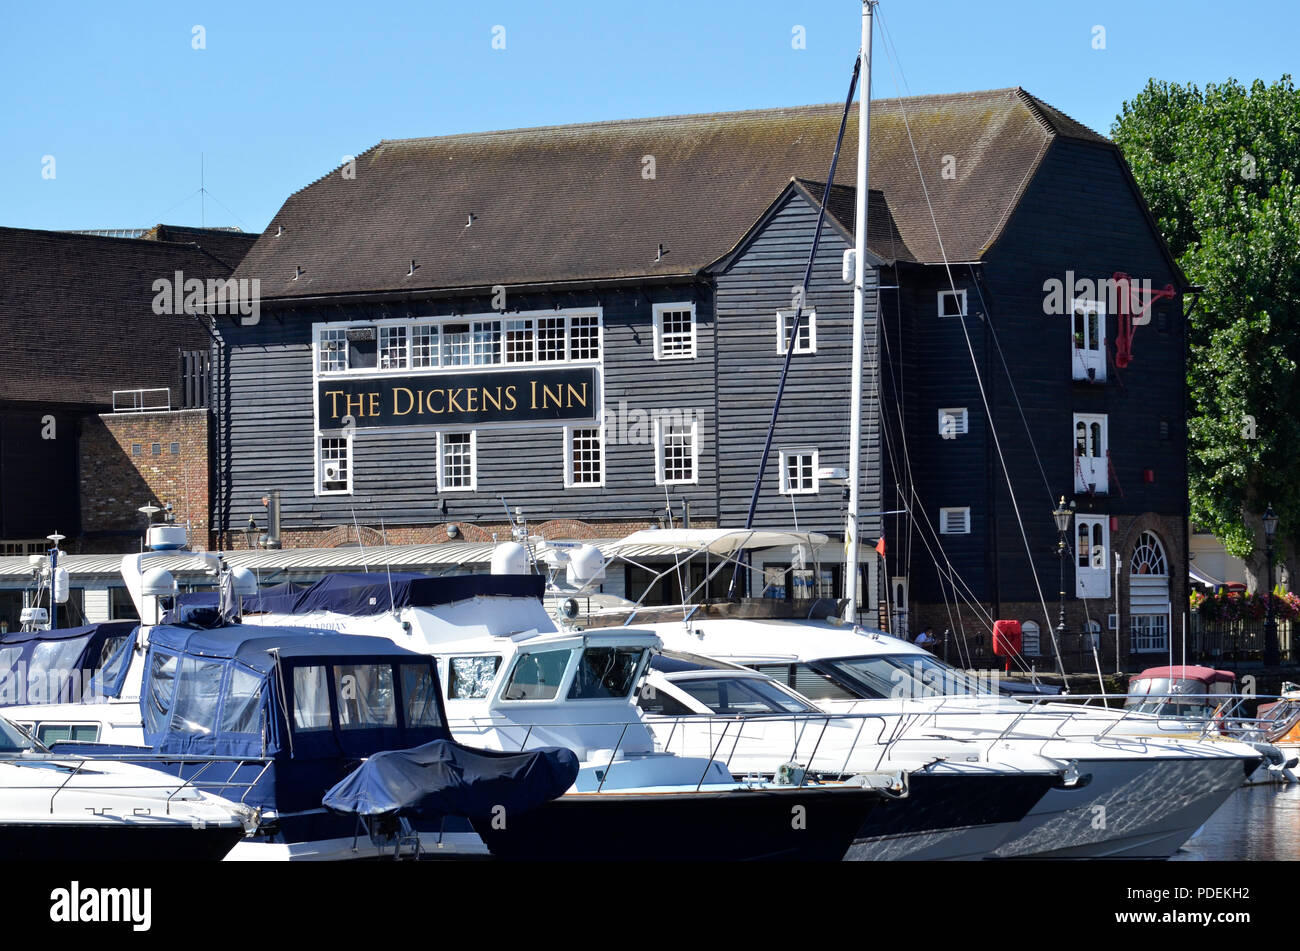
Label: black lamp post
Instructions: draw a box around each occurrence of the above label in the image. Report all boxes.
[244,516,259,551]
[1052,496,1076,675]
[1263,504,1280,666]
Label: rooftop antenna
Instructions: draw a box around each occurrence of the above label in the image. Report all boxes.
[201,153,206,228]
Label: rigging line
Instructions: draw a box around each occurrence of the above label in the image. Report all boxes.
[900,475,996,630]
[148,187,203,225]
[874,16,1067,685]
[731,51,863,598]
[967,265,1056,506]
[199,188,250,231]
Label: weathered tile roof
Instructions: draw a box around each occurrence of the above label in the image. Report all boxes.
[233,87,1111,300]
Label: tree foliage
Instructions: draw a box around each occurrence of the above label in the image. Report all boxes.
[1112,77,1300,566]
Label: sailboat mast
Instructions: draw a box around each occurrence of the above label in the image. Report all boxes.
[844,0,875,623]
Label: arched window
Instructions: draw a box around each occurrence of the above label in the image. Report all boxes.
[1130,532,1167,576]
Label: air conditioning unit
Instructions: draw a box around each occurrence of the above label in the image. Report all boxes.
[323,463,342,483]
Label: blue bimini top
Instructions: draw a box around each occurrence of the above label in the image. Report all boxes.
[242,571,545,617]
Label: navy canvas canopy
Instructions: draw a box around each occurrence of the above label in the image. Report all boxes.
[139,621,451,811]
[243,572,545,617]
[323,739,578,820]
[0,621,137,705]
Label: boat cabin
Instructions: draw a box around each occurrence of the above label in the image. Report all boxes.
[1123,665,1236,719]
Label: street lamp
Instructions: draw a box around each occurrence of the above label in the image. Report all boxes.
[244,516,259,551]
[1052,496,1076,675]
[1263,504,1280,666]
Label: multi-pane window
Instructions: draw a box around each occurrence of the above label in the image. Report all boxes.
[319,437,350,493]
[656,418,697,485]
[537,317,567,362]
[505,319,535,363]
[565,427,604,487]
[471,321,500,365]
[939,507,970,534]
[1071,299,1106,381]
[776,310,816,354]
[412,324,439,368]
[570,315,600,360]
[442,324,473,367]
[319,328,349,372]
[1075,515,1110,598]
[1073,413,1108,493]
[654,304,696,360]
[378,325,408,370]
[779,449,817,494]
[438,432,475,491]
[317,314,601,373]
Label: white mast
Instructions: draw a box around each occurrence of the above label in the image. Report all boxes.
[844,0,875,623]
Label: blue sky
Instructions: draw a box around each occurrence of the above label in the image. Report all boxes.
[2,0,1293,233]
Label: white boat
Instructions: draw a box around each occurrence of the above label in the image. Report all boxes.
[0,713,251,860]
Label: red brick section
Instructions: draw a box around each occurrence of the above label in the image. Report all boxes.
[80,410,209,550]
[223,518,706,549]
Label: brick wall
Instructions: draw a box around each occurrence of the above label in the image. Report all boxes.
[222,517,694,550]
[80,409,209,550]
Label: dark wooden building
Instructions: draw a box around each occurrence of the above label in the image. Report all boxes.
[215,88,1188,669]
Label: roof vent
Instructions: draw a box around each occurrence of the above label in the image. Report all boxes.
[408,259,419,276]
[656,243,664,262]
[275,224,284,237]
[293,266,304,281]
[465,213,476,228]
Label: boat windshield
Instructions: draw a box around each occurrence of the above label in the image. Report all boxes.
[675,676,818,715]
[0,717,44,754]
[826,654,997,700]
[1124,678,1221,718]
[568,647,646,700]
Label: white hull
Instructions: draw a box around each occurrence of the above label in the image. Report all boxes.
[993,754,1248,858]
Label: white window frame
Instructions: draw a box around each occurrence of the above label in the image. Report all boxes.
[654,416,699,486]
[437,431,477,493]
[564,425,605,489]
[937,407,969,438]
[939,507,970,534]
[1071,298,1107,382]
[652,303,697,361]
[778,448,819,495]
[1073,412,1109,494]
[1074,514,1111,599]
[938,289,967,317]
[316,433,353,496]
[313,310,603,377]
[775,310,816,355]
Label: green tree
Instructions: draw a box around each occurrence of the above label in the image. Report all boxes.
[1112,77,1300,590]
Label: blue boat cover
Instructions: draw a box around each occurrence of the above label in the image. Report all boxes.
[0,621,138,705]
[323,739,578,820]
[242,572,545,617]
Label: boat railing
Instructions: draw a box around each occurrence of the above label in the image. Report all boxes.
[444,710,1020,788]
[46,753,273,815]
[860,691,1283,755]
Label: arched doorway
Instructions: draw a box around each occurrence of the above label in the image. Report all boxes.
[1129,531,1170,653]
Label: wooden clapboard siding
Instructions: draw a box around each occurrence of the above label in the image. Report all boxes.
[713,190,882,541]
[212,285,718,533]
